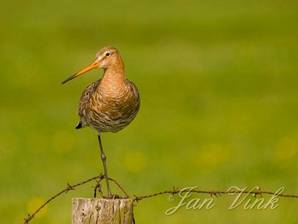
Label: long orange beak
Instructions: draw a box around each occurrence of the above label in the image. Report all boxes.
[62,59,99,84]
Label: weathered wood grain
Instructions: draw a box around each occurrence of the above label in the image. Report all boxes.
[72,198,134,224]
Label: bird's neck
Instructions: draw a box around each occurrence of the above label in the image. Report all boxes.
[99,56,126,94]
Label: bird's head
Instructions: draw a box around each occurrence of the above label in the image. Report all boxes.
[62,46,121,84]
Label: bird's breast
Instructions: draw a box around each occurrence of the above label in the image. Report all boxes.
[84,81,140,132]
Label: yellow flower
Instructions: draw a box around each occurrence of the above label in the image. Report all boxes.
[123,150,147,173]
[195,144,232,170]
[52,130,74,154]
[274,137,297,161]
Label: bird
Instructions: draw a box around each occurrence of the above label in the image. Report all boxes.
[62,46,140,197]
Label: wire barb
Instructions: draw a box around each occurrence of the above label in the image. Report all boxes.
[23,175,298,224]
[23,174,104,224]
[133,187,298,202]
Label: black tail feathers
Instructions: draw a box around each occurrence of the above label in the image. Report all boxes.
[75,122,82,129]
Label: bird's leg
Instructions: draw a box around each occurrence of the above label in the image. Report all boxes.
[97,135,111,197]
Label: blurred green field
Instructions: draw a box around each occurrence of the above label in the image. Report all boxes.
[1,0,298,223]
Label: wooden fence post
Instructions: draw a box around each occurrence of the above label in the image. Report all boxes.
[72,198,134,224]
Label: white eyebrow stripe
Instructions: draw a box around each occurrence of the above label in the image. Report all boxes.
[96,54,105,61]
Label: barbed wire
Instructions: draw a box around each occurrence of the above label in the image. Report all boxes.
[133,187,298,202]
[23,174,298,224]
[23,175,105,224]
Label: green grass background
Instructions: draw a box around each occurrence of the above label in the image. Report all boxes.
[1,0,298,223]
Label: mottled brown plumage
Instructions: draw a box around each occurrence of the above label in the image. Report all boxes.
[62,46,140,197]
[78,78,140,132]
[63,46,140,133]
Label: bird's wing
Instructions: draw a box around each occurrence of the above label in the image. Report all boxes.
[126,79,141,115]
[78,79,101,118]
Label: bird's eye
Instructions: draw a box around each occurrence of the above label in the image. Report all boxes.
[105,52,111,57]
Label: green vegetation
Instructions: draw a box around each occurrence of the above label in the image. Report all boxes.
[0,0,297,223]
